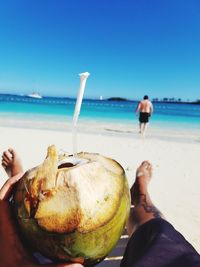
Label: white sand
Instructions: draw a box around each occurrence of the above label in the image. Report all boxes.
[0,126,200,253]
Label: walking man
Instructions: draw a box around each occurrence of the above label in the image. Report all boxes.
[136,95,153,135]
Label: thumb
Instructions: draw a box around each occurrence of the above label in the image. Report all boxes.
[0,173,24,200]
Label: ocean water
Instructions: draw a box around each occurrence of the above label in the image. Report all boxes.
[0,94,200,133]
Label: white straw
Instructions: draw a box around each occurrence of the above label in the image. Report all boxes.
[72,72,90,156]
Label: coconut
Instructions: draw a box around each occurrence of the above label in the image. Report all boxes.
[14,145,130,266]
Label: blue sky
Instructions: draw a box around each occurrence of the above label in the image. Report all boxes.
[0,0,200,100]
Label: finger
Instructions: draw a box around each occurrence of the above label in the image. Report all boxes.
[0,172,24,201]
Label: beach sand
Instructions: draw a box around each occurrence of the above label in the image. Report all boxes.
[0,125,200,253]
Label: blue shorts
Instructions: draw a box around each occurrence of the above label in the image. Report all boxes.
[120,218,200,267]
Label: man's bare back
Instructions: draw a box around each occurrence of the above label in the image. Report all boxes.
[137,99,153,114]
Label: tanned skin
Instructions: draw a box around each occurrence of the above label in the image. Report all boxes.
[126,161,164,237]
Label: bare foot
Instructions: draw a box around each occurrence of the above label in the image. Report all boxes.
[130,161,152,205]
[136,161,152,182]
[1,148,23,177]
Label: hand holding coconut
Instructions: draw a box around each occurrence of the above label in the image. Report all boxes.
[0,149,83,267]
[13,145,130,266]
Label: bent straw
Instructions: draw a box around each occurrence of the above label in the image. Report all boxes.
[72,72,90,157]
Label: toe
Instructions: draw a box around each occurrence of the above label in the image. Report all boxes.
[3,150,13,162]
[2,156,10,164]
[139,161,152,178]
[8,148,16,157]
[141,160,150,166]
[2,159,9,168]
[141,161,152,169]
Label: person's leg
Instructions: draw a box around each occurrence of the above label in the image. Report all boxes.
[126,161,164,237]
[142,123,148,136]
[139,122,142,133]
[1,148,23,177]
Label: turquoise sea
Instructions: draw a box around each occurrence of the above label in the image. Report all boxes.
[0,94,200,134]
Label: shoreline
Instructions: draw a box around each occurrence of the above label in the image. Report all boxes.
[1,94,200,134]
[0,115,199,144]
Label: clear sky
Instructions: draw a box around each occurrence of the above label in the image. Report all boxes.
[0,0,200,100]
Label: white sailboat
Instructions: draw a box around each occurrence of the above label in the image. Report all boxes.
[27,92,42,99]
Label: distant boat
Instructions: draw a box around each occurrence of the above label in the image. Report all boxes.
[99,96,103,100]
[27,92,42,99]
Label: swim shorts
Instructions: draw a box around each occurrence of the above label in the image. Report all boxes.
[120,218,200,267]
[139,112,150,123]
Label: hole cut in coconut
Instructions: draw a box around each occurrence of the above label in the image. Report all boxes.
[58,162,74,169]
[58,157,89,169]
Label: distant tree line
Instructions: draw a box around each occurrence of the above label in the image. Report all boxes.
[105,96,200,104]
[152,97,200,104]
